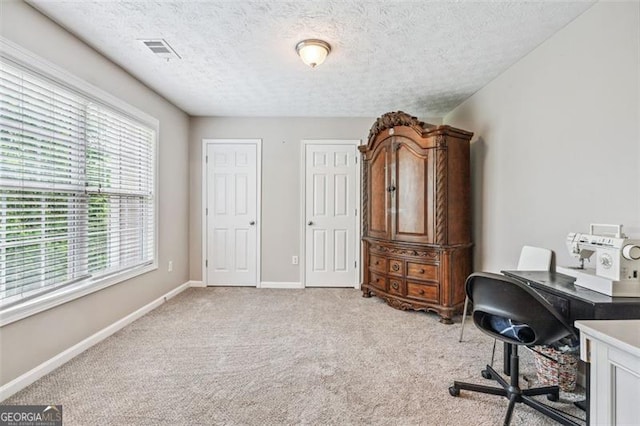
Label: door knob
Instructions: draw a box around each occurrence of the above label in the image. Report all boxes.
[308,221,314,226]
[249,221,256,226]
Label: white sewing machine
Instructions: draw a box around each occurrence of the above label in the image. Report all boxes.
[564,224,640,297]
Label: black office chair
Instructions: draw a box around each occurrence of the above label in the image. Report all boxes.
[449,272,582,426]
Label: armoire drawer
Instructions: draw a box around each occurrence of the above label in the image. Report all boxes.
[369,271,387,291]
[407,262,438,282]
[406,282,439,303]
[388,278,404,296]
[388,259,404,276]
[369,254,387,273]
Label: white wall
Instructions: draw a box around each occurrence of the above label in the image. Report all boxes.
[0,1,190,386]
[444,1,640,272]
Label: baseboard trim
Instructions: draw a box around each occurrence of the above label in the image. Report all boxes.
[187,280,205,287]
[0,281,191,402]
[260,281,304,289]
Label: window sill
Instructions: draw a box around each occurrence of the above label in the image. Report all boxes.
[0,263,158,327]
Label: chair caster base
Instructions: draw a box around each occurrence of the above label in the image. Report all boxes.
[481,369,492,379]
[450,363,582,426]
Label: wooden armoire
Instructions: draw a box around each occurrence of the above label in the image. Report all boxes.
[359,111,473,324]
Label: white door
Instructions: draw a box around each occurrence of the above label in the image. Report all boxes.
[305,143,358,287]
[205,142,259,286]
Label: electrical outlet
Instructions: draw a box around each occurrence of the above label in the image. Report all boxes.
[168,261,173,272]
[292,256,299,265]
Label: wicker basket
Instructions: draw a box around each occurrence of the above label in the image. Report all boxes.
[532,345,578,392]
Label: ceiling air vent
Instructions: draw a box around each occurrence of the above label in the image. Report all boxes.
[140,39,181,61]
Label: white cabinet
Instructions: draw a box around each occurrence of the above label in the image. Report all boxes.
[575,320,640,425]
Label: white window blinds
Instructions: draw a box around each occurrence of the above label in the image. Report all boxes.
[0,58,155,308]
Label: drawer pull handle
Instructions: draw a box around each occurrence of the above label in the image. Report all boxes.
[375,278,380,283]
[419,289,425,295]
[419,269,425,274]
[375,261,379,265]
[392,264,400,271]
[391,282,399,290]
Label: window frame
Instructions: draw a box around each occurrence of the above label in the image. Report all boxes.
[0,37,159,327]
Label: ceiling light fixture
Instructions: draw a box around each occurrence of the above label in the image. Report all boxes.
[295,39,331,68]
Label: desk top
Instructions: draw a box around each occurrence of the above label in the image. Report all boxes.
[575,320,640,359]
[502,270,640,306]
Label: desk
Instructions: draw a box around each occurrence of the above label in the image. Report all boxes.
[502,271,640,325]
[502,271,640,425]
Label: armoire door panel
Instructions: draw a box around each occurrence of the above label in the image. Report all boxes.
[368,144,389,239]
[392,142,431,243]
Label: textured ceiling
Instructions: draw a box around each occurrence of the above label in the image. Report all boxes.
[28,0,594,117]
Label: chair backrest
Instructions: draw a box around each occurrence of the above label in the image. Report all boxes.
[517,246,552,271]
[466,272,576,346]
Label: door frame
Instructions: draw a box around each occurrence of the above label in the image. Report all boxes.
[202,139,262,287]
[300,139,362,289]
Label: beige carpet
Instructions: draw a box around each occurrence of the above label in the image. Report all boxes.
[5,288,585,425]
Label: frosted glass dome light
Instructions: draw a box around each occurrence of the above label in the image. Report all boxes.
[295,39,331,68]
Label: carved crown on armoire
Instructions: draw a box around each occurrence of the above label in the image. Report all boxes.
[359,111,473,324]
